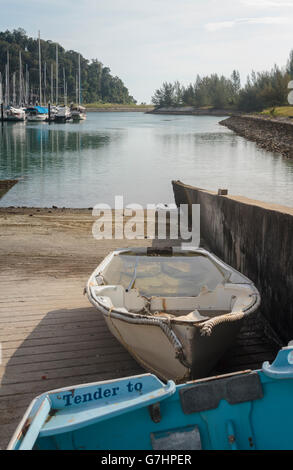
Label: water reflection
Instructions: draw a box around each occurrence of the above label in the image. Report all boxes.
[0,122,112,176]
[0,113,293,208]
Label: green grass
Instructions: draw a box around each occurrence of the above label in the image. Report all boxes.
[259,106,293,118]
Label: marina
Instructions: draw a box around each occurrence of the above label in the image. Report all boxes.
[1,11,293,451]
[2,113,293,208]
[0,32,86,125]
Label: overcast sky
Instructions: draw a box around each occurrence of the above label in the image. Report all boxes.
[1,0,293,103]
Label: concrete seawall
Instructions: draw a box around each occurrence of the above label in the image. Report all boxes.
[172,180,293,344]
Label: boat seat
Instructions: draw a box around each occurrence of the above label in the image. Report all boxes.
[92,285,147,312]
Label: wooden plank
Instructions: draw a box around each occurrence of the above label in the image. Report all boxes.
[1,357,142,385]
[0,350,132,373]
[1,338,124,358]
[0,346,123,367]
[0,367,143,397]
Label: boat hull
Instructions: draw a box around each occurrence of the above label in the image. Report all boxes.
[87,247,260,383]
[101,306,243,382]
[71,112,86,121]
[5,116,26,122]
[27,115,47,122]
[7,345,293,450]
[54,116,71,123]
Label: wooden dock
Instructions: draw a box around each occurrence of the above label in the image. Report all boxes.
[0,208,281,449]
[0,269,144,449]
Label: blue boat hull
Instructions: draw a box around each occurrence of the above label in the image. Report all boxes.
[8,345,293,450]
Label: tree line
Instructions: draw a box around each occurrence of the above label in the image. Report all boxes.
[152,51,293,112]
[0,28,136,105]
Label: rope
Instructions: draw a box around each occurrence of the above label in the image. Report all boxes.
[107,308,190,382]
[200,311,245,336]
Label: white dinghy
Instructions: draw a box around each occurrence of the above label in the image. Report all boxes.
[87,247,260,383]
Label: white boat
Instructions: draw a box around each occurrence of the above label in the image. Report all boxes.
[5,106,26,122]
[87,247,261,383]
[70,104,86,121]
[26,106,48,122]
[70,54,86,121]
[55,105,71,122]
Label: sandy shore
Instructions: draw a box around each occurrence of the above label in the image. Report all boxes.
[0,207,153,278]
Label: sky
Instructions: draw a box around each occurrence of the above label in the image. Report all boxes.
[1,0,293,103]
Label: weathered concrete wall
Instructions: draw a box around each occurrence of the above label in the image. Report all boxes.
[0,179,18,200]
[172,180,293,343]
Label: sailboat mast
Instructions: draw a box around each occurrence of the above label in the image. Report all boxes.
[38,31,42,105]
[44,62,46,104]
[12,72,16,105]
[56,44,58,104]
[63,67,66,106]
[6,51,10,105]
[0,72,3,105]
[25,65,29,105]
[51,62,53,103]
[78,53,81,105]
[19,50,22,106]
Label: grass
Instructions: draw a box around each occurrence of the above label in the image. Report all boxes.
[259,106,293,118]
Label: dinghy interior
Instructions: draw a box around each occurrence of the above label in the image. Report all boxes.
[87,248,260,382]
[90,248,258,318]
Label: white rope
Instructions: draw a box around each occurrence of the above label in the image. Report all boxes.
[200,311,245,336]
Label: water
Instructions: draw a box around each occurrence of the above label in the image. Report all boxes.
[1,112,293,208]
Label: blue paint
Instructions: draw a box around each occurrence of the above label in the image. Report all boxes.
[263,345,293,379]
[8,345,293,450]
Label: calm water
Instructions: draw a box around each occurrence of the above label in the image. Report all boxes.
[1,112,293,208]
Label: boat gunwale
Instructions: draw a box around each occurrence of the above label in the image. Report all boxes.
[86,247,261,326]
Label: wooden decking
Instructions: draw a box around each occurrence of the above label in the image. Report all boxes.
[0,269,143,449]
[0,271,280,449]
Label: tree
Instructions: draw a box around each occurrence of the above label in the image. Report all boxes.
[0,29,136,104]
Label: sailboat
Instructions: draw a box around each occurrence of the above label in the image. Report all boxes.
[3,51,26,122]
[55,67,71,122]
[26,105,48,122]
[71,54,86,121]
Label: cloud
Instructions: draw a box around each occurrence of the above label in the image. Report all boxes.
[241,0,293,6]
[205,16,293,31]
[205,21,236,32]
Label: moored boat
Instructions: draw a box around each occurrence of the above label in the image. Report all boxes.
[86,247,260,382]
[26,105,48,122]
[5,105,26,121]
[54,105,71,122]
[7,343,293,450]
[70,104,86,121]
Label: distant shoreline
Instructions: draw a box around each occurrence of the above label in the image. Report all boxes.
[85,105,154,113]
[147,106,235,116]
